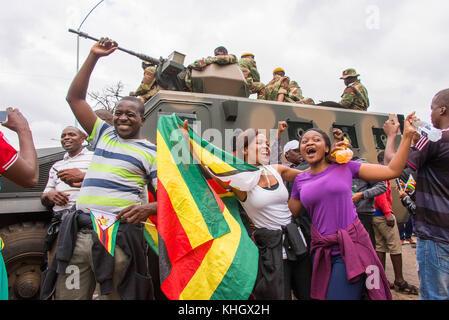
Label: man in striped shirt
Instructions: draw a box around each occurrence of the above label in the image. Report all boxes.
[50,37,157,300]
[384,89,449,300]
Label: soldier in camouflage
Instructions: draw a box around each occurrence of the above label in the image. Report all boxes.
[285,81,316,105]
[285,80,304,103]
[258,67,290,102]
[130,63,162,104]
[184,46,238,91]
[339,68,370,111]
[238,53,264,95]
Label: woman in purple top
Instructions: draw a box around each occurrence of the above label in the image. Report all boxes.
[288,113,418,300]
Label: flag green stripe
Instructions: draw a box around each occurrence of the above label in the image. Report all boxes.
[157,115,230,239]
[109,222,120,256]
[210,197,258,300]
[188,124,258,171]
[143,228,159,255]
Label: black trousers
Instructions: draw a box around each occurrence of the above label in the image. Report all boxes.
[358,213,376,248]
[283,255,312,300]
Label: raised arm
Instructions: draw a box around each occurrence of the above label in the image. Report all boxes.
[382,119,400,165]
[358,112,417,182]
[1,108,38,188]
[66,38,118,135]
[275,164,304,183]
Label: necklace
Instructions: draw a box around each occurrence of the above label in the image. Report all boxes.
[260,165,271,185]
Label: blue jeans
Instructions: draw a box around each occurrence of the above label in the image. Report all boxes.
[416,239,449,300]
[312,253,365,300]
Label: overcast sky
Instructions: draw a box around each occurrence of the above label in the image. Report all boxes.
[1,0,447,149]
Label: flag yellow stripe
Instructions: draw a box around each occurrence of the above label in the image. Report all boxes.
[190,138,236,175]
[145,224,159,246]
[179,206,241,299]
[157,131,213,249]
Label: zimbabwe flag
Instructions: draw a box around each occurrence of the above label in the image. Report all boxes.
[143,216,159,255]
[89,209,120,256]
[157,114,259,300]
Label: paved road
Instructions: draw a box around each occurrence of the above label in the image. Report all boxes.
[384,237,420,300]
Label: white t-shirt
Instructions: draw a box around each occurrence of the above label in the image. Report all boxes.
[239,165,293,230]
[43,148,93,212]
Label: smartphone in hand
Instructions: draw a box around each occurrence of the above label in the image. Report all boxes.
[0,111,8,123]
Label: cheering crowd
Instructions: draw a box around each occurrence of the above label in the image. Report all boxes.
[0,38,448,301]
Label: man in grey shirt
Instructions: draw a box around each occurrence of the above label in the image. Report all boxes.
[352,157,388,247]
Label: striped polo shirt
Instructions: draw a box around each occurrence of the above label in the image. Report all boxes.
[76,118,157,214]
[407,127,449,244]
[43,147,93,212]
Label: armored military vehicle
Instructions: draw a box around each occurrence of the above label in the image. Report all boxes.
[0,39,407,299]
[142,62,408,222]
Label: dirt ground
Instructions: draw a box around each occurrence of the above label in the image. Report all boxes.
[384,237,420,300]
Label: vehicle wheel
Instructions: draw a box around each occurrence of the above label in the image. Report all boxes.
[0,221,48,300]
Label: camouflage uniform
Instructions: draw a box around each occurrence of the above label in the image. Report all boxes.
[130,66,162,104]
[339,68,369,111]
[285,80,304,103]
[302,97,316,105]
[238,55,264,95]
[184,54,238,91]
[258,74,290,102]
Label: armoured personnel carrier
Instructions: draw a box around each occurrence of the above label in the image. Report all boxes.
[0,47,406,300]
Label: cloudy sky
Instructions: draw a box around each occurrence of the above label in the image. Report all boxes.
[1,0,447,149]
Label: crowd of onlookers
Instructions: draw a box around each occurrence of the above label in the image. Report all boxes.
[0,38,448,301]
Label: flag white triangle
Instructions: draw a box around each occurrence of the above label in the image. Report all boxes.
[89,209,117,231]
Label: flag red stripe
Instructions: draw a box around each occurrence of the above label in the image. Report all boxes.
[161,240,213,299]
[157,178,193,263]
[206,178,228,195]
[103,227,109,252]
[98,223,104,244]
[206,179,225,213]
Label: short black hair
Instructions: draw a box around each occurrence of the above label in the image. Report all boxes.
[119,96,145,117]
[214,46,228,55]
[63,126,87,139]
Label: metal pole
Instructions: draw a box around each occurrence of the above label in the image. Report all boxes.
[74,0,105,127]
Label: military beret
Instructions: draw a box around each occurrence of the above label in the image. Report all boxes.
[273,67,285,74]
[241,53,255,58]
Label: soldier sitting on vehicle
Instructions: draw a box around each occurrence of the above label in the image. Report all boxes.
[40,126,93,267]
[258,67,290,102]
[130,60,163,104]
[184,46,238,91]
[238,53,264,96]
[339,68,370,111]
[285,81,315,105]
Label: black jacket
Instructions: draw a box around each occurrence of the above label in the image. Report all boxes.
[40,210,154,300]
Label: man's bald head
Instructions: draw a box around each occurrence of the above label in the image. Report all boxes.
[433,89,449,108]
[431,88,449,129]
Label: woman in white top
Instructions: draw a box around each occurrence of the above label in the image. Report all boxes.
[182,122,312,300]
